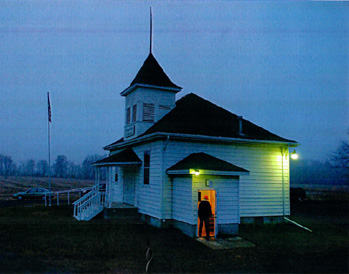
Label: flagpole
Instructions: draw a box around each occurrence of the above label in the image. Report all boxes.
[48,115,51,190]
[47,92,51,206]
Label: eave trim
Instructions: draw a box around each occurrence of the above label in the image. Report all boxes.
[92,162,142,167]
[120,83,182,96]
[166,169,250,176]
[104,132,299,151]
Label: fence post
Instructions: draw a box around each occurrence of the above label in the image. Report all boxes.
[68,191,70,205]
[57,193,59,206]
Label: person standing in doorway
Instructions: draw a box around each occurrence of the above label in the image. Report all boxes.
[198,195,212,240]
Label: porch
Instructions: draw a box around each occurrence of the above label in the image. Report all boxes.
[73,148,142,221]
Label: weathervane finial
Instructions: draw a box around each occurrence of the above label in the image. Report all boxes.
[150,7,152,54]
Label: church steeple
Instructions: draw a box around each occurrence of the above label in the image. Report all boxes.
[130,53,181,90]
[121,9,181,97]
[121,9,181,140]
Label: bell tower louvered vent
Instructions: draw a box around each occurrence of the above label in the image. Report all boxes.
[143,103,155,122]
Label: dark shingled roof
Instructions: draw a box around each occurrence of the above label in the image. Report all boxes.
[144,93,296,143]
[130,53,181,90]
[94,148,142,165]
[167,153,249,173]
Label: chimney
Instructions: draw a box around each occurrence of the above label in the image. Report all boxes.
[238,116,244,136]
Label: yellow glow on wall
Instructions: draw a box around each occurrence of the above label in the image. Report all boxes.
[190,169,200,176]
[276,155,283,163]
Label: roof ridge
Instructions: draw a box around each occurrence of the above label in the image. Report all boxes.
[177,93,239,118]
[142,92,296,143]
[105,92,297,148]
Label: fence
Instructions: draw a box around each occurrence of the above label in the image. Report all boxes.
[44,187,93,206]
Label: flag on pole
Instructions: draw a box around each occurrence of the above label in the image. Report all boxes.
[47,92,51,123]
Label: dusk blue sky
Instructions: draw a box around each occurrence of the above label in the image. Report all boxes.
[0,1,348,164]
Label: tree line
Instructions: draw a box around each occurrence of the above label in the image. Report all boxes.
[0,154,106,180]
[0,139,347,183]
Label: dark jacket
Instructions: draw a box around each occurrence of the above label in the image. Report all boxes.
[198,200,212,218]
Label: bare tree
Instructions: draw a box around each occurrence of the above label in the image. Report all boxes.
[53,155,68,178]
[330,140,349,169]
[0,154,3,174]
[82,154,106,180]
[328,137,349,180]
[0,154,16,176]
[25,159,36,176]
[67,161,82,179]
[37,160,49,177]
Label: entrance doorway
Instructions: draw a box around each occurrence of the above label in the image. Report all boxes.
[123,170,135,206]
[197,190,216,238]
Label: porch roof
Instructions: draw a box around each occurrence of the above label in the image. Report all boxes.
[93,148,142,167]
[166,153,249,176]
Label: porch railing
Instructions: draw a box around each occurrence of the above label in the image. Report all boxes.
[73,185,105,221]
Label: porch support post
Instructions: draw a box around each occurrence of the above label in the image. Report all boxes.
[95,166,98,188]
[97,167,100,190]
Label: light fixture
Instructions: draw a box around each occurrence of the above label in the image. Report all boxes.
[190,169,200,176]
[290,150,298,160]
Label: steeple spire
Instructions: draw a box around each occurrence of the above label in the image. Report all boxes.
[150,7,153,54]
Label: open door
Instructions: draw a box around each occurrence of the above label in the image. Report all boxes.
[197,190,217,239]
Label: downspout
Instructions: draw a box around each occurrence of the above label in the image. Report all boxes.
[281,147,285,217]
[284,217,312,232]
[282,146,311,232]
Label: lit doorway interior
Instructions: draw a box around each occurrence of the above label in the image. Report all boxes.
[197,189,216,238]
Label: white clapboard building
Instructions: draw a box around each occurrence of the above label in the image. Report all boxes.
[73,51,298,238]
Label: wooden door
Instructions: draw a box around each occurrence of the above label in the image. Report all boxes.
[123,170,135,206]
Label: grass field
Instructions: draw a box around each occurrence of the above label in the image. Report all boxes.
[0,176,94,201]
[0,177,348,273]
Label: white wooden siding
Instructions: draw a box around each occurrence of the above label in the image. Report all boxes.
[107,138,290,221]
[172,177,193,224]
[132,141,163,219]
[124,88,176,140]
[164,140,290,218]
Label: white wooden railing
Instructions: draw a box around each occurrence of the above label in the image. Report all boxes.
[44,187,93,206]
[73,186,105,221]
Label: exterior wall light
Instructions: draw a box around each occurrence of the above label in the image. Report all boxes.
[290,150,298,160]
[190,169,200,176]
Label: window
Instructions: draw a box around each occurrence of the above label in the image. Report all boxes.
[143,103,155,122]
[126,107,131,125]
[132,104,137,122]
[143,152,150,185]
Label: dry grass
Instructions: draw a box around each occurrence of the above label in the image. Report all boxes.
[0,178,348,273]
[0,201,347,274]
[0,176,94,198]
